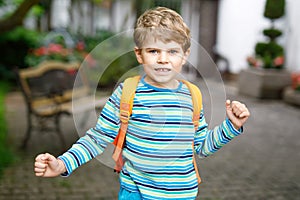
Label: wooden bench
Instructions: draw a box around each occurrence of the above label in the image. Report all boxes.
[17,61,108,149]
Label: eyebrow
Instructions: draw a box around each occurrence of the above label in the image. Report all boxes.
[144,47,182,51]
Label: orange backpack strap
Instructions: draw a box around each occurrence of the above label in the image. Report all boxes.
[112,75,141,172]
[181,80,202,184]
[181,80,202,130]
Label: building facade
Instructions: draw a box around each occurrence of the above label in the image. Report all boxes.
[24,0,300,74]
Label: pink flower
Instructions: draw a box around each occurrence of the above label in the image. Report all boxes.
[47,43,64,54]
[76,41,85,51]
[273,56,284,67]
[26,42,90,67]
[247,56,262,68]
[291,73,300,90]
[67,68,78,75]
[33,46,48,56]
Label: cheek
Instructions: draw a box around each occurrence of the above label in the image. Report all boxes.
[172,58,185,71]
[173,65,183,73]
[144,57,158,66]
[137,54,155,64]
[143,65,153,75]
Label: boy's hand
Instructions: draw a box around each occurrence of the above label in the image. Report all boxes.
[34,153,66,177]
[225,100,250,130]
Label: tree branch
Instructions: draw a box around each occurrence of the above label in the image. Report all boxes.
[0,0,40,33]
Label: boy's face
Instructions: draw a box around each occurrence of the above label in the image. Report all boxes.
[134,39,190,89]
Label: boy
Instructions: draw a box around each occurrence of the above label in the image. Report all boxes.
[34,7,250,200]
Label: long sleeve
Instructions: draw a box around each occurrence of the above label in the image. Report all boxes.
[58,84,123,176]
[194,109,243,158]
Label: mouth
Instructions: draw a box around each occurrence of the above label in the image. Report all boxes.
[154,68,171,72]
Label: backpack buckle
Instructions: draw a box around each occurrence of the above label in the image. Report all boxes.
[120,103,130,123]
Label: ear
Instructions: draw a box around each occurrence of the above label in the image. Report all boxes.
[181,48,190,66]
[134,47,143,64]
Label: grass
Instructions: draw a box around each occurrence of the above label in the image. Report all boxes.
[0,81,15,178]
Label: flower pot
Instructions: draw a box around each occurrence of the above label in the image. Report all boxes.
[283,87,300,107]
[238,68,291,99]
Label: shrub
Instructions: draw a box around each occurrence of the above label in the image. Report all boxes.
[0,81,15,178]
[0,27,42,81]
[263,28,282,41]
[25,29,138,88]
[249,0,286,69]
[84,33,139,88]
[264,0,285,19]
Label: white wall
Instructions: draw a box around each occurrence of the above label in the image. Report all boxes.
[51,0,70,29]
[216,0,270,73]
[216,0,300,73]
[285,0,300,72]
[94,7,111,31]
[181,0,200,73]
[50,0,135,34]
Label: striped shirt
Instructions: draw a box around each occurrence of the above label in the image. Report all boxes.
[58,77,242,199]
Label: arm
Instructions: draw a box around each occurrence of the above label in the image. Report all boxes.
[194,100,250,157]
[34,85,123,177]
[58,85,123,176]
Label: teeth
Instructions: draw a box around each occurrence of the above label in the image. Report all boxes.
[155,68,171,72]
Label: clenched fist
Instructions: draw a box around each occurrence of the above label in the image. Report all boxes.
[225,100,250,130]
[34,153,66,177]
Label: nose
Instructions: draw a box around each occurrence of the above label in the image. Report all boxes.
[157,51,169,64]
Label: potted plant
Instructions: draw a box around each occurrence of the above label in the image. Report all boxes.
[283,73,300,107]
[238,0,291,99]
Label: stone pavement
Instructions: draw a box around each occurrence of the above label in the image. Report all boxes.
[1,80,300,200]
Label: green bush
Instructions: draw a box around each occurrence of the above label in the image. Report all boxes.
[1,27,137,88]
[0,81,15,178]
[0,27,42,81]
[82,29,116,52]
[263,28,282,41]
[255,42,284,58]
[83,32,139,88]
[250,0,286,69]
[98,51,139,87]
[264,0,285,19]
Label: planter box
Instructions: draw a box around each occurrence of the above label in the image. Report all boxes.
[283,87,300,107]
[238,68,291,99]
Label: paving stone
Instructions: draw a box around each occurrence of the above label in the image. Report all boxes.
[1,80,300,200]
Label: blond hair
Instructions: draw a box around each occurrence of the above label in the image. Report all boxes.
[134,7,191,52]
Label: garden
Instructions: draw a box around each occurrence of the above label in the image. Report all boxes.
[0,0,140,177]
[0,0,182,178]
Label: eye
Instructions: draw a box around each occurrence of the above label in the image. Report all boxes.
[169,49,178,55]
[148,49,158,54]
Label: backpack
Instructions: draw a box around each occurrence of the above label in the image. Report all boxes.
[112,75,202,184]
